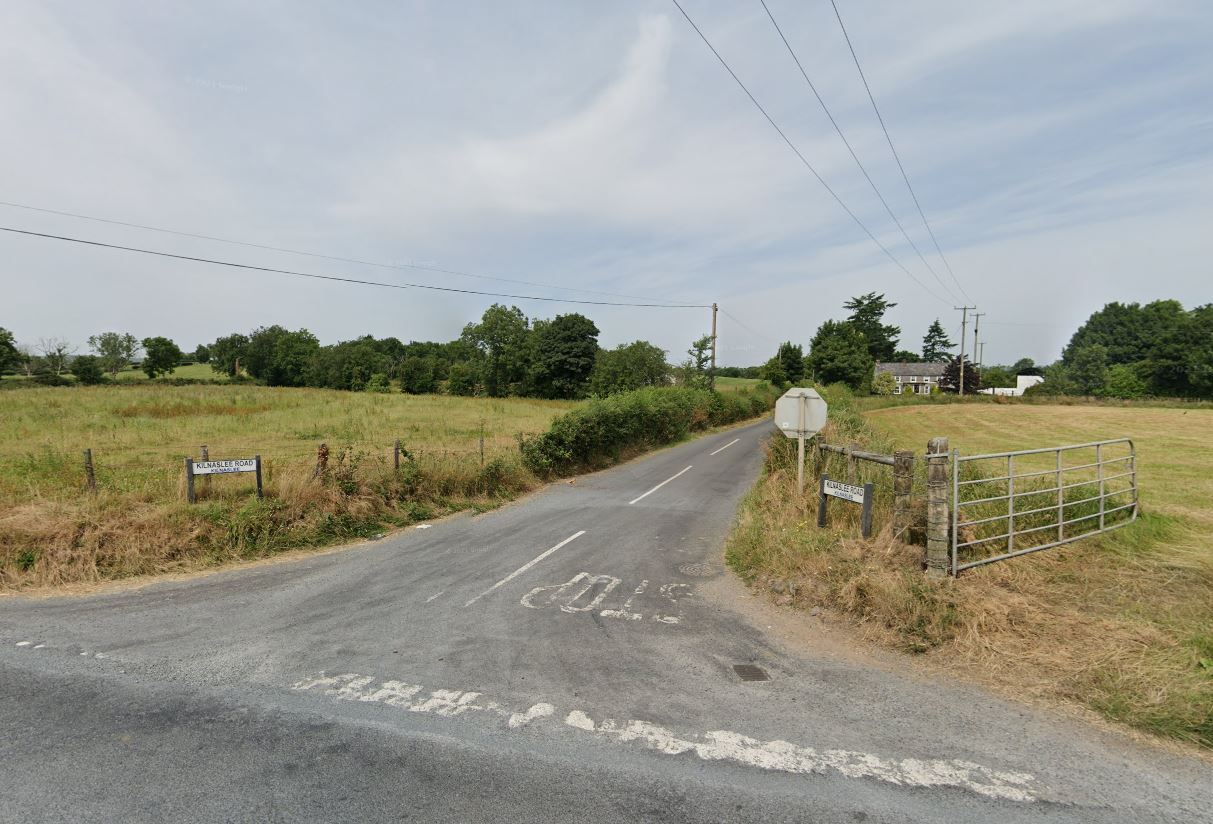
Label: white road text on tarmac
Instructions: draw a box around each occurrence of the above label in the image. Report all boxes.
[293,672,1038,803]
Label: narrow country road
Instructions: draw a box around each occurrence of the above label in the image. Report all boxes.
[1,419,1209,823]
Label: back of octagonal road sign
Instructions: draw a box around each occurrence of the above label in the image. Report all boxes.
[774,387,828,438]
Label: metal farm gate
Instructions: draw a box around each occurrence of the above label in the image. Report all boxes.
[950,439,1138,574]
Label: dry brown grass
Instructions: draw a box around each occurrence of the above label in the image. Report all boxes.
[727,390,1213,751]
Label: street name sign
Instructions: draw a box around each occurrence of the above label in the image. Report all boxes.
[191,459,257,475]
[185,455,263,502]
[817,474,874,538]
[823,478,865,504]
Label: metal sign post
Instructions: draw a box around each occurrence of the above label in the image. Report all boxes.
[774,387,828,495]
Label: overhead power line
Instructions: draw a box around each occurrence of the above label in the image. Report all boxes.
[828,0,971,303]
[758,0,961,304]
[0,200,687,306]
[0,226,711,309]
[668,0,951,306]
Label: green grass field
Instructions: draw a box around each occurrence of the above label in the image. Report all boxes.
[715,376,762,392]
[0,384,575,588]
[112,363,226,382]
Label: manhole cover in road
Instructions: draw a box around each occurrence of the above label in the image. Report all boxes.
[679,563,718,578]
[733,664,770,682]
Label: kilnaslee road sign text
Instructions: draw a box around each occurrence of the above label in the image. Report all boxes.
[191,459,258,475]
[823,479,866,504]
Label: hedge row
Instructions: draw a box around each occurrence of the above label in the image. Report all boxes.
[520,384,777,476]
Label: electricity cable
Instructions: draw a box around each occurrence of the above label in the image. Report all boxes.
[0,226,711,308]
[827,0,971,303]
[669,0,951,305]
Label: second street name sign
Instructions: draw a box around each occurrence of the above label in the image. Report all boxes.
[823,478,866,504]
[192,459,257,475]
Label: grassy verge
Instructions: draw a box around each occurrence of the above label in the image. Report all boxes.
[726,385,1213,751]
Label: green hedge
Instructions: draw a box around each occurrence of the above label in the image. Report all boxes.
[521,384,777,476]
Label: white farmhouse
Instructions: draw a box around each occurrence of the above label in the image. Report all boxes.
[874,362,946,395]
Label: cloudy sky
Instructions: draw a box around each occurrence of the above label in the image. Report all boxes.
[3,0,1210,365]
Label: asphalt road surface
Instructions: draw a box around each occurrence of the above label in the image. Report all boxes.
[2,420,1209,823]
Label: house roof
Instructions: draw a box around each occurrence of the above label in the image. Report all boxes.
[875,362,946,377]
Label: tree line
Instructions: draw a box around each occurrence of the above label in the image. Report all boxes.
[0,305,720,399]
[753,294,1213,400]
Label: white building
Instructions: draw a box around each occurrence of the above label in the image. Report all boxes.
[874,362,946,395]
[978,375,1044,397]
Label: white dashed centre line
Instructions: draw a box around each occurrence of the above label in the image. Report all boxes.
[629,466,692,505]
[464,531,586,607]
[709,438,740,456]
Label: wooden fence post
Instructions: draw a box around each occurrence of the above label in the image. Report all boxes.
[394,439,401,471]
[200,444,211,497]
[313,443,329,480]
[185,457,196,504]
[926,437,950,578]
[254,455,263,499]
[816,475,829,528]
[892,450,914,540]
[83,448,97,494]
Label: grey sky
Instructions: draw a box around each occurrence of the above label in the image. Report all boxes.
[3,0,1210,366]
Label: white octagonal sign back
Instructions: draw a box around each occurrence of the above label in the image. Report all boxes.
[774,387,828,438]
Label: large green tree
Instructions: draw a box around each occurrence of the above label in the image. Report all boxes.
[207,333,249,377]
[71,355,105,385]
[0,327,19,374]
[1144,304,1213,397]
[588,341,668,396]
[776,341,804,384]
[527,313,600,399]
[141,336,183,378]
[1067,344,1109,395]
[399,355,439,394]
[844,293,900,362]
[243,326,319,387]
[921,319,955,362]
[461,304,531,397]
[1063,300,1186,366]
[806,320,873,390]
[88,332,138,376]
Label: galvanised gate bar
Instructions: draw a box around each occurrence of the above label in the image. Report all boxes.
[950,438,1138,575]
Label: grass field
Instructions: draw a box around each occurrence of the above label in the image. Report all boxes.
[727,391,1213,751]
[112,363,226,382]
[0,384,575,588]
[715,376,762,392]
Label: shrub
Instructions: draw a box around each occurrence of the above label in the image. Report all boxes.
[520,385,777,476]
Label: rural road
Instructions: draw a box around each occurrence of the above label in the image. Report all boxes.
[1,419,1209,823]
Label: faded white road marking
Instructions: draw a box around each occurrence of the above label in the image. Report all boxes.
[629,465,693,505]
[710,438,740,456]
[523,574,687,624]
[425,592,444,603]
[15,641,31,647]
[464,530,586,607]
[32,644,46,650]
[522,573,621,613]
[415,524,432,529]
[293,672,1039,802]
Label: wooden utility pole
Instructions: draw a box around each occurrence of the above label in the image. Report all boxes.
[954,306,976,395]
[972,312,985,369]
[709,302,718,390]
